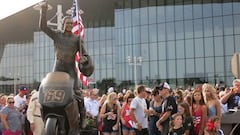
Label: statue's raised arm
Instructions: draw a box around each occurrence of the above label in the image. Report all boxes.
[39,2,56,39]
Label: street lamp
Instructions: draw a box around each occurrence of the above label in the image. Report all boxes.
[127,56,142,86]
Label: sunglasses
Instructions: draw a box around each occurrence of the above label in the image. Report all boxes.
[156,86,163,91]
[8,101,15,104]
[175,96,180,99]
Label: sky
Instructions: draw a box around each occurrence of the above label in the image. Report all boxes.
[0,0,43,20]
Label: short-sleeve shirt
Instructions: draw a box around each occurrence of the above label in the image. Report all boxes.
[183,116,194,134]
[162,96,177,114]
[130,96,148,129]
[14,94,26,108]
[84,98,99,117]
[226,93,240,109]
[169,126,185,135]
[0,106,22,132]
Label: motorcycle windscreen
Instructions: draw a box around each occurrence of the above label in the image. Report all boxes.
[39,72,75,108]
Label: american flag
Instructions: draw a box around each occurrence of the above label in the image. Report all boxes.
[72,0,88,87]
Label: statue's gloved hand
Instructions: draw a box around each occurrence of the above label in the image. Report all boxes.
[78,55,94,77]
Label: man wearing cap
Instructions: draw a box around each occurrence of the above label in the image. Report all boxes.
[156,82,177,135]
[14,86,28,111]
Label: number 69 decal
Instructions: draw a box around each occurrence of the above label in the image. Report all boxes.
[43,90,65,103]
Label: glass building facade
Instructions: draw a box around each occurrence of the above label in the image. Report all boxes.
[115,0,240,88]
[0,0,240,93]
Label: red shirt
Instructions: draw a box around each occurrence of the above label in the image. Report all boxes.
[122,104,132,128]
[192,105,203,134]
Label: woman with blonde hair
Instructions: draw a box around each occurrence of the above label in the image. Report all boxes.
[202,83,221,119]
[100,92,121,135]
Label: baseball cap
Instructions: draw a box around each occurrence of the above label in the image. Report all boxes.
[107,87,114,94]
[157,82,171,90]
[145,87,152,93]
[20,86,28,91]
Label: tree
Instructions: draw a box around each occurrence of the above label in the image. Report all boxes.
[117,80,133,91]
[96,78,116,95]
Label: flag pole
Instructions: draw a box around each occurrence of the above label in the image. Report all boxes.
[75,0,82,57]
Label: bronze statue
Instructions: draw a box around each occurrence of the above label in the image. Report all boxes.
[38,3,94,132]
[39,3,94,91]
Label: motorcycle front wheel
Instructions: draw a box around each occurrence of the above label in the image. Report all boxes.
[45,117,64,135]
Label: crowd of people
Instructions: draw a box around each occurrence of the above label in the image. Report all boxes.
[0,86,43,135]
[87,79,240,135]
[0,79,239,135]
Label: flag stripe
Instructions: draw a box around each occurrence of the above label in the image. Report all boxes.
[72,0,89,87]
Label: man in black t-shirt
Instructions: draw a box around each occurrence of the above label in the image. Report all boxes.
[156,82,177,135]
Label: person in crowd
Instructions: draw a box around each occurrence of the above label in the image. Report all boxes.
[85,89,99,119]
[120,93,135,135]
[84,89,99,130]
[178,102,193,135]
[99,94,107,107]
[204,116,224,135]
[0,94,7,135]
[149,88,163,135]
[82,90,90,101]
[202,83,221,119]
[221,79,240,110]
[98,94,107,134]
[169,113,185,135]
[14,86,27,110]
[191,90,207,135]
[123,90,133,103]
[14,86,28,135]
[184,94,192,107]
[174,89,184,105]
[27,90,44,135]
[100,92,120,135]
[0,95,7,109]
[118,92,124,100]
[156,82,177,135]
[218,90,228,114]
[0,96,22,135]
[145,88,152,109]
[129,85,149,135]
[118,92,124,106]
[23,94,32,135]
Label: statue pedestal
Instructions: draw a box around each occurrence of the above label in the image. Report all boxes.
[221,110,240,134]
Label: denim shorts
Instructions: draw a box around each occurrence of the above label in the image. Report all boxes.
[122,125,135,131]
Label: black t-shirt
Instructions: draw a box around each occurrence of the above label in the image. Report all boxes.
[169,126,185,135]
[227,93,240,109]
[183,116,194,134]
[163,96,177,114]
[161,96,177,123]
